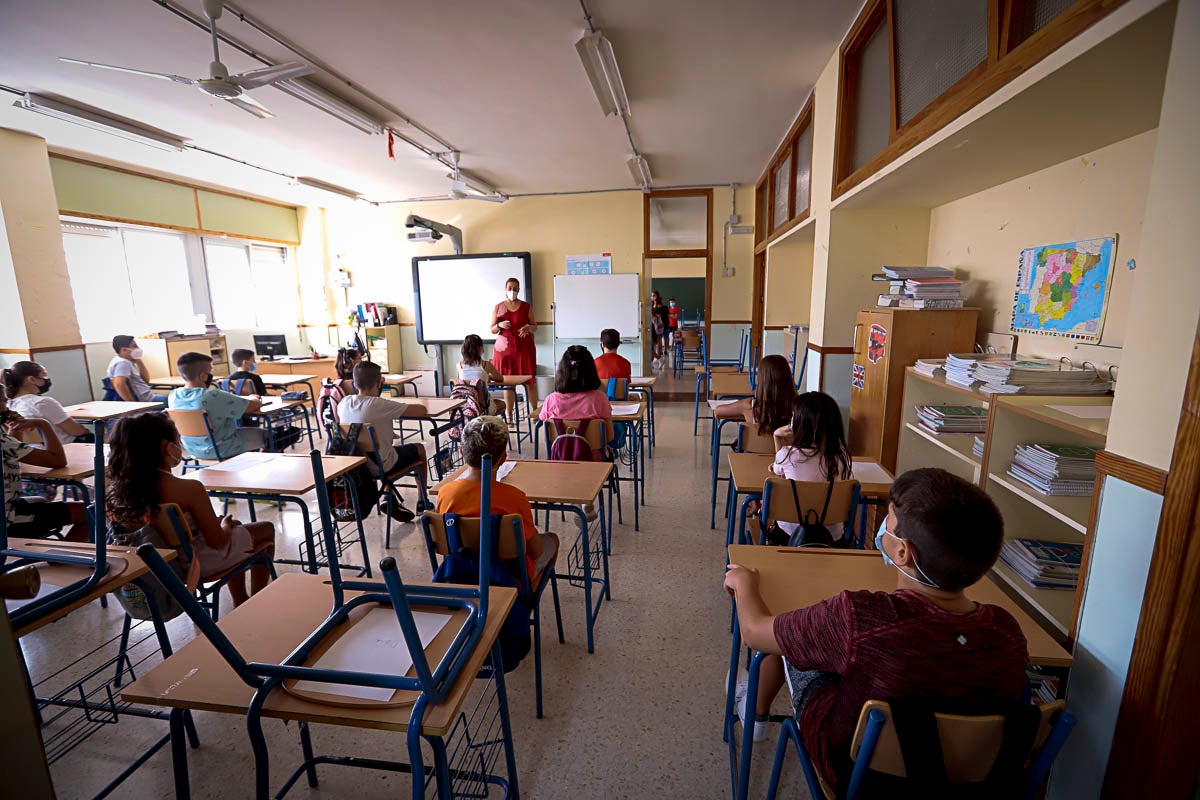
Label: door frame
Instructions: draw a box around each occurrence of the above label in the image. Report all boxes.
[643,188,714,356]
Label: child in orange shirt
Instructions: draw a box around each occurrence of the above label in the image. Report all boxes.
[435,416,558,581]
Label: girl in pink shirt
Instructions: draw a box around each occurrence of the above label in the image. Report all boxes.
[770,391,853,540]
[539,345,611,459]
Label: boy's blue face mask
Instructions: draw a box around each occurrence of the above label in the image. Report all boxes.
[249,363,258,372]
[876,521,942,589]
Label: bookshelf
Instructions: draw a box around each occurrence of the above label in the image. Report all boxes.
[896,368,1112,641]
[163,334,229,378]
[336,324,403,373]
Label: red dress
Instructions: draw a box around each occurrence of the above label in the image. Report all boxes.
[492,300,536,379]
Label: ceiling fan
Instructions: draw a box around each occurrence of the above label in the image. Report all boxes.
[444,151,507,203]
[59,0,311,119]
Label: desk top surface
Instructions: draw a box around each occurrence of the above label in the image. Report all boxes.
[709,373,752,396]
[382,373,419,385]
[6,538,174,637]
[610,400,646,422]
[726,545,1071,667]
[406,397,465,417]
[630,376,656,388]
[65,401,163,420]
[255,399,305,415]
[148,376,185,388]
[19,443,104,480]
[121,572,516,736]
[191,452,365,494]
[259,373,317,384]
[490,375,531,386]
[431,459,613,505]
[727,452,895,498]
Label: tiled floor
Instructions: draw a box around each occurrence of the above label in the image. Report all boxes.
[22,402,806,799]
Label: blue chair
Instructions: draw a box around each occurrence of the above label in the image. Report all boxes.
[165,408,227,472]
[694,332,750,435]
[101,377,121,401]
[343,423,430,550]
[766,697,1075,800]
[751,476,861,547]
[421,511,563,719]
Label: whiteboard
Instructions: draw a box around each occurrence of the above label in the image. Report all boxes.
[553,274,641,340]
[412,253,532,344]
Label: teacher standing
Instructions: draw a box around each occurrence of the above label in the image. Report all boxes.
[490,276,539,420]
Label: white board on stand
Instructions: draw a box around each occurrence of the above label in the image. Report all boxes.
[552,274,641,340]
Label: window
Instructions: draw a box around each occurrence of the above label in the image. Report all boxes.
[793,126,813,216]
[204,239,297,330]
[894,0,988,126]
[849,19,892,174]
[62,222,193,341]
[755,97,814,245]
[772,154,792,230]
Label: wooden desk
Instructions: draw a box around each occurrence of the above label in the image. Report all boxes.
[431,460,614,652]
[64,401,162,420]
[257,358,337,383]
[727,544,1071,667]
[147,376,185,389]
[629,376,657,455]
[491,374,532,387]
[382,373,420,397]
[123,573,515,735]
[630,376,656,388]
[405,397,463,418]
[250,399,315,451]
[724,453,895,547]
[19,443,103,482]
[192,452,367,574]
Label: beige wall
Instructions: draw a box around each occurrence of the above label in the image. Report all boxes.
[806,53,840,346]
[1106,0,1200,471]
[650,257,706,278]
[927,130,1157,368]
[764,234,813,328]
[0,129,81,350]
[711,184,757,321]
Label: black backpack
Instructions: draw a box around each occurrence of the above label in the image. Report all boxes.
[325,422,381,521]
[765,478,838,548]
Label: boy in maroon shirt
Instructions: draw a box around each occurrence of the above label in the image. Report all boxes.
[723,468,1029,791]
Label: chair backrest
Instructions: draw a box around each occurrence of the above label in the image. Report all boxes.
[762,476,860,526]
[682,330,701,350]
[849,699,1068,784]
[166,408,213,439]
[737,422,776,454]
[14,426,47,445]
[101,377,121,401]
[221,377,254,396]
[151,503,195,555]
[545,417,612,458]
[605,377,629,401]
[423,512,526,562]
[338,422,389,477]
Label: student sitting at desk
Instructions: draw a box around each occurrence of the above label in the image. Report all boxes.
[107,334,169,404]
[3,361,94,443]
[335,347,362,394]
[168,352,265,459]
[539,345,612,461]
[107,412,276,606]
[1,384,89,540]
[594,328,632,382]
[714,354,795,436]
[337,361,428,522]
[225,348,268,396]
[723,468,1028,792]
[436,415,557,584]
[769,391,853,542]
[457,334,506,416]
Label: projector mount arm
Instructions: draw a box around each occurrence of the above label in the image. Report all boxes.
[405,214,463,255]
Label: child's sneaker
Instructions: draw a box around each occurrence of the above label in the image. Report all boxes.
[734,678,769,742]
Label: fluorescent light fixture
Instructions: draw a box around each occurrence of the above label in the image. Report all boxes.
[275,79,384,135]
[13,92,188,151]
[627,154,652,189]
[443,170,503,199]
[576,31,630,118]
[296,177,363,200]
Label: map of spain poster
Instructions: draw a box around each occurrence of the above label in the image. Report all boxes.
[1011,235,1116,344]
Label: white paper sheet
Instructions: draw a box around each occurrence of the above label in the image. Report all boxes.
[291,607,453,701]
[496,461,517,481]
[707,398,740,410]
[212,452,281,471]
[610,403,641,416]
[1046,404,1112,420]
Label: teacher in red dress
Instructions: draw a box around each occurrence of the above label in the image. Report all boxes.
[490,276,539,420]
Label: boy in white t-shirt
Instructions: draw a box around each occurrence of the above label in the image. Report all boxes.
[106,334,168,403]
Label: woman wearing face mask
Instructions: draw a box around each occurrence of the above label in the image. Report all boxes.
[490,276,539,418]
[107,412,276,607]
[2,361,94,444]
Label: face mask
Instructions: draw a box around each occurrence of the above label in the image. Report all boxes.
[506,290,519,301]
[129,347,144,359]
[248,363,258,372]
[37,377,52,395]
[167,441,184,468]
[669,302,676,308]
[877,522,942,589]
[204,374,215,387]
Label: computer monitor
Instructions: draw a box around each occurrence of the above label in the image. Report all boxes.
[253,334,288,360]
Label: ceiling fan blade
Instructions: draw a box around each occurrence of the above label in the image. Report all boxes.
[229,62,313,90]
[225,93,274,119]
[59,57,196,85]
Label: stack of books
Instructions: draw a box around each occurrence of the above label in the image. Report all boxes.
[914,405,989,435]
[873,267,964,309]
[1007,443,1099,496]
[972,435,986,458]
[1026,667,1061,704]
[999,538,1084,590]
[973,358,1113,395]
[913,358,946,378]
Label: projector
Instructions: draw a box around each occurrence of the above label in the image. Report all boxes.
[407,229,442,243]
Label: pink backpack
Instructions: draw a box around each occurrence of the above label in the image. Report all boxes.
[317,379,347,434]
[447,381,486,442]
[549,419,595,462]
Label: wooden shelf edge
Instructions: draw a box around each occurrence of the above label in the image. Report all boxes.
[988,472,1091,534]
[990,560,1073,638]
[903,422,982,468]
[904,368,992,405]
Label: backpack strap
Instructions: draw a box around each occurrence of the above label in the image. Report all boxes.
[552,419,567,436]
[606,378,617,400]
[816,476,835,524]
[885,699,949,788]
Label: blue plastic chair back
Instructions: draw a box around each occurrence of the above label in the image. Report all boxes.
[101,377,120,401]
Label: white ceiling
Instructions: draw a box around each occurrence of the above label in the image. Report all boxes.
[0,0,860,206]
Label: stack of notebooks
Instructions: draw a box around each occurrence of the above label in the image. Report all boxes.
[873,267,964,309]
[913,358,946,378]
[1026,667,1061,704]
[1007,443,1099,496]
[972,435,986,458]
[972,358,1113,395]
[914,405,989,435]
[1000,538,1083,590]
[941,352,1016,388]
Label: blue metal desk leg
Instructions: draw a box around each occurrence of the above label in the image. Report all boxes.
[578,507,596,654]
[639,418,646,505]
[600,489,612,601]
[491,640,522,800]
[710,418,721,529]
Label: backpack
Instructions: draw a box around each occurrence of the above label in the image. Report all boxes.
[764,477,839,548]
[447,381,486,443]
[549,419,595,462]
[107,520,200,621]
[317,379,347,430]
[432,512,531,672]
[325,422,381,522]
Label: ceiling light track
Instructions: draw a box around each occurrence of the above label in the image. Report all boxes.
[14,93,189,151]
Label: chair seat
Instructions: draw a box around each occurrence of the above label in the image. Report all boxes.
[531,536,559,587]
[200,538,274,585]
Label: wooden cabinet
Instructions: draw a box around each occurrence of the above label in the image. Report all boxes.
[164,335,229,378]
[363,325,403,373]
[848,308,978,473]
[257,358,339,382]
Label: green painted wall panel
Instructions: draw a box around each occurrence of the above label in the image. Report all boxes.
[197,190,299,243]
[49,158,198,229]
